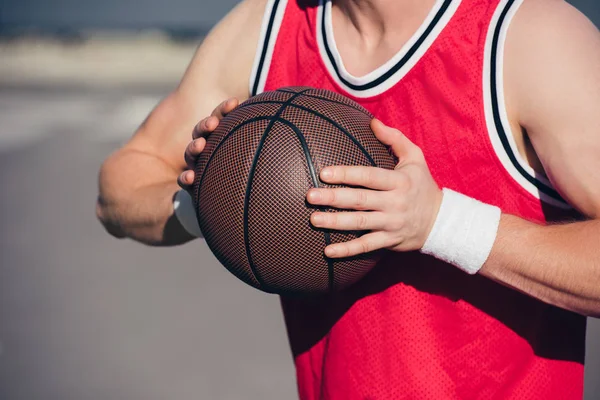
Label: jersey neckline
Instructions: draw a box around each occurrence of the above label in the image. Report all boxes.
[316,0,461,98]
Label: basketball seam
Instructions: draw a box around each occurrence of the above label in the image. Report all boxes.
[196,116,274,204]
[237,95,370,119]
[195,116,274,289]
[235,100,286,111]
[233,100,378,168]
[199,90,376,294]
[276,89,373,117]
[287,103,378,167]
[243,89,311,292]
[276,117,336,293]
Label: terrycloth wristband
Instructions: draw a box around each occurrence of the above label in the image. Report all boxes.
[173,189,203,238]
[421,188,501,275]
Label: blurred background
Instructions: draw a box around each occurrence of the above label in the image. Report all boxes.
[0,0,598,399]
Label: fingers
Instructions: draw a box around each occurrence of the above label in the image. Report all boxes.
[320,166,397,190]
[211,98,239,119]
[193,116,218,139]
[177,170,195,190]
[182,137,207,189]
[306,187,388,210]
[184,137,206,167]
[182,98,238,192]
[324,231,390,258]
[311,211,388,231]
[192,97,239,139]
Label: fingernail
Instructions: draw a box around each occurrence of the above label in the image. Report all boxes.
[325,246,337,257]
[308,190,321,202]
[321,168,333,179]
[312,213,323,225]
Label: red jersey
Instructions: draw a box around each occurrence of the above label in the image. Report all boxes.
[248,0,586,398]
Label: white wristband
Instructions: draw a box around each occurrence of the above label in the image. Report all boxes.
[173,189,203,238]
[421,189,501,275]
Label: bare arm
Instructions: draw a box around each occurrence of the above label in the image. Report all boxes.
[96,0,265,245]
[480,0,600,316]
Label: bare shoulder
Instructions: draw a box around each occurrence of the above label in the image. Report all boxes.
[124,0,269,169]
[177,0,269,101]
[506,0,599,47]
[504,0,600,126]
[503,0,600,216]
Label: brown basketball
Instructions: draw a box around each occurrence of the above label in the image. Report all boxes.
[193,87,396,296]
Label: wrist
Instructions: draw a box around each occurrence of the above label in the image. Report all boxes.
[420,188,501,274]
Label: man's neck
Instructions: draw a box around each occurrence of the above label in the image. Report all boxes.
[330,0,437,76]
[333,0,435,47]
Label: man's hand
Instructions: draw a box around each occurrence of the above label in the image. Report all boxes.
[177,98,239,193]
[306,119,443,258]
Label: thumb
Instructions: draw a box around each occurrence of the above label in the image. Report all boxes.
[371,119,419,162]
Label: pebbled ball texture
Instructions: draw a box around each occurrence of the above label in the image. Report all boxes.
[193,87,396,296]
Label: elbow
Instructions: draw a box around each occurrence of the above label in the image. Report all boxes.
[96,156,127,239]
[96,201,125,239]
[95,196,126,239]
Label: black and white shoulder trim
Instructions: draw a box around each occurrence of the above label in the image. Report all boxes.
[250,0,289,96]
[483,0,571,209]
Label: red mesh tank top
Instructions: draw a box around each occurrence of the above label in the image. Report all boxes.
[248,0,586,398]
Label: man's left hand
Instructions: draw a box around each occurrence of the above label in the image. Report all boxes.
[306,119,443,258]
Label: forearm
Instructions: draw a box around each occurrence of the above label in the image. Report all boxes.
[480,214,600,317]
[96,149,194,246]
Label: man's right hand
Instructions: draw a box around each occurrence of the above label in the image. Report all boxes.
[178,98,239,193]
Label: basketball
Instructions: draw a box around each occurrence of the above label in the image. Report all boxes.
[192,87,396,296]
